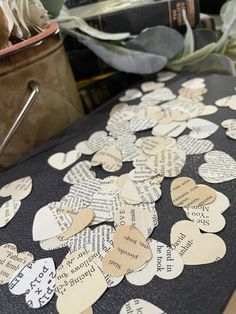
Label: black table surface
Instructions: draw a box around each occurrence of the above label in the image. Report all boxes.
[0,72,236,314]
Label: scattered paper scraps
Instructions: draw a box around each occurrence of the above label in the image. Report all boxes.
[0,199,21,228]
[115,135,140,162]
[76,131,116,155]
[103,225,152,277]
[0,243,33,285]
[57,208,94,241]
[187,118,219,139]
[221,119,236,140]
[121,177,162,204]
[9,258,56,309]
[120,298,166,314]
[91,147,123,172]
[0,176,32,201]
[171,177,216,207]
[215,95,236,111]
[171,220,226,265]
[56,251,107,314]
[152,121,187,138]
[48,150,81,170]
[140,136,176,156]
[140,88,176,106]
[126,238,184,285]
[198,105,218,116]
[198,151,236,183]
[114,203,157,238]
[32,202,72,241]
[177,135,214,155]
[157,71,177,82]
[119,89,143,102]
[63,161,96,185]
[141,81,165,92]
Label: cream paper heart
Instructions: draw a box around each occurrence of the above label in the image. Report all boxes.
[115,135,139,162]
[171,220,226,265]
[171,177,216,207]
[198,150,236,183]
[60,193,85,213]
[181,78,205,89]
[161,98,205,118]
[120,298,166,314]
[91,147,123,172]
[0,176,32,201]
[140,135,176,155]
[141,88,176,106]
[9,258,56,309]
[63,161,96,185]
[187,118,219,139]
[32,202,72,241]
[126,238,184,285]
[157,71,177,82]
[221,119,236,140]
[0,243,33,285]
[141,81,165,92]
[48,150,81,170]
[177,135,214,155]
[0,199,21,227]
[119,89,142,102]
[215,95,236,110]
[106,120,133,139]
[178,87,207,100]
[56,251,107,314]
[130,115,157,132]
[198,105,218,116]
[100,176,119,193]
[110,103,135,120]
[152,121,186,137]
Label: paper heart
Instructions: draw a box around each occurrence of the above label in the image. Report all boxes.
[32,202,72,241]
[198,105,218,116]
[106,120,133,138]
[141,81,165,92]
[0,199,21,227]
[152,121,186,137]
[103,225,152,276]
[48,150,81,170]
[199,150,236,183]
[126,238,184,285]
[130,115,157,132]
[181,78,205,89]
[157,71,177,82]
[121,177,162,204]
[110,103,135,119]
[162,98,205,118]
[171,177,216,207]
[129,165,158,182]
[177,135,214,155]
[141,88,176,106]
[221,119,236,140]
[115,135,139,162]
[100,176,119,193]
[0,176,32,201]
[141,136,176,155]
[120,298,166,314]
[60,193,85,213]
[9,258,56,309]
[57,208,94,240]
[215,95,236,110]
[56,251,107,314]
[171,220,226,265]
[158,108,190,124]
[119,89,142,102]
[0,243,33,285]
[91,147,123,172]
[187,118,218,139]
[178,86,207,99]
[63,161,96,185]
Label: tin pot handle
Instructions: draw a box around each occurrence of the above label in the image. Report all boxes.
[0,81,40,155]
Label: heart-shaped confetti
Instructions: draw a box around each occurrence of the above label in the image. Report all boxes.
[141,81,165,92]
[119,89,142,102]
[103,225,152,276]
[141,136,176,156]
[0,243,33,285]
[181,78,205,89]
[141,88,176,106]
[48,150,81,170]
[0,177,32,201]
[0,199,21,227]
[171,177,216,207]
[63,161,96,185]
[187,118,218,139]
[120,298,166,314]
[177,135,214,154]
[100,176,119,193]
[221,119,236,140]
[152,121,186,137]
[126,238,184,285]
[199,151,236,183]
[9,258,56,309]
[171,220,226,265]
[198,105,218,116]
[91,147,123,172]
[130,115,157,132]
[115,135,139,162]
[157,71,176,82]
[215,95,236,110]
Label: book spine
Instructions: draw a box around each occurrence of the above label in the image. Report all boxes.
[86,0,200,34]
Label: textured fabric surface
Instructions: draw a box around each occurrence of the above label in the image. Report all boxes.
[0,73,235,314]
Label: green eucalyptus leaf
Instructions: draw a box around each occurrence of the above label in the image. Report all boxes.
[61,27,167,74]
[193,29,218,50]
[125,26,184,60]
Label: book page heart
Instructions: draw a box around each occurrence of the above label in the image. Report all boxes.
[9,258,56,309]
[198,105,218,116]
[140,136,176,155]
[0,243,33,285]
[221,119,236,140]
[48,150,81,170]
[171,177,216,207]
[0,199,21,227]
[215,95,236,110]
[181,78,205,89]
[157,71,176,82]
[177,135,214,155]
[187,118,219,139]
[141,81,165,92]
[91,147,123,172]
[115,135,139,162]
[63,161,96,185]
[126,238,184,285]
[0,176,32,201]
[171,220,226,265]
[119,89,142,102]
[120,298,166,314]
[178,87,207,100]
[56,251,107,314]
[152,121,186,137]
[141,88,176,106]
[198,150,236,183]
[103,225,152,277]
